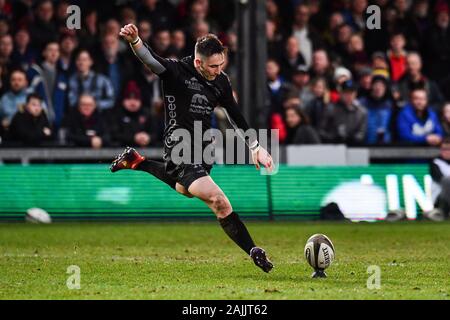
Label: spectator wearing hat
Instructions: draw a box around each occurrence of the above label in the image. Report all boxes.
[396,87,443,146]
[108,81,154,148]
[288,65,314,107]
[397,52,444,110]
[359,75,394,144]
[7,93,52,146]
[284,106,321,145]
[423,1,450,84]
[330,66,352,103]
[371,51,390,78]
[387,32,408,83]
[320,79,367,145]
[278,36,306,81]
[62,94,109,148]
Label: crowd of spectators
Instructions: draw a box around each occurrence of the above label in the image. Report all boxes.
[1,0,450,148]
[266,0,450,146]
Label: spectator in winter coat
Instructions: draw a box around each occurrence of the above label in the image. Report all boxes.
[303,76,333,135]
[266,59,292,115]
[308,49,334,88]
[68,50,115,110]
[397,52,444,110]
[288,65,314,107]
[28,42,68,129]
[11,28,37,72]
[95,33,135,99]
[0,69,32,131]
[396,88,443,146]
[320,79,367,145]
[29,0,58,52]
[8,93,52,146]
[284,106,321,144]
[63,94,109,148]
[359,75,394,144]
[278,36,306,81]
[108,81,154,147]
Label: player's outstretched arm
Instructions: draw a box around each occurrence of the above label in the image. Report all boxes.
[119,23,167,75]
[219,82,274,173]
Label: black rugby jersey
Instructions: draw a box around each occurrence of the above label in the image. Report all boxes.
[140,42,251,160]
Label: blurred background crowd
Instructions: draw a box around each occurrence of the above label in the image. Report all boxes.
[1,0,450,148]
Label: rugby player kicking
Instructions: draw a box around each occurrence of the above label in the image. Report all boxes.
[110,24,274,272]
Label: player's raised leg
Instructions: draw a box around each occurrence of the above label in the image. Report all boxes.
[110,147,177,189]
[187,175,273,273]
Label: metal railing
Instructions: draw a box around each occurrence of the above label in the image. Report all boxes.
[0,146,440,164]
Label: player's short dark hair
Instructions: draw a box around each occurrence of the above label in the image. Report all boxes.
[195,34,227,57]
[26,93,42,103]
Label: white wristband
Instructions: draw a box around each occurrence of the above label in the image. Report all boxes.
[130,37,141,46]
[249,140,260,153]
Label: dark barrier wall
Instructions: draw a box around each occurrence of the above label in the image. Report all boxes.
[0,164,430,221]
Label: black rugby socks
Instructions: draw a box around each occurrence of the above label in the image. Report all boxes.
[219,211,256,255]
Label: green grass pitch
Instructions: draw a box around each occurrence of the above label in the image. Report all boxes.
[0,221,449,299]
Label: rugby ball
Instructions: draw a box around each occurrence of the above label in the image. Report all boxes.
[304,234,335,277]
[26,208,52,224]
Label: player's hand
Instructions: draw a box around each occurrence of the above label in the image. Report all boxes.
[252,146,273,173]
[119,24,139,43]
